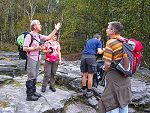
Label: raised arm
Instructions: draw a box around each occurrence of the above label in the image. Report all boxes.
[45,23,61,40]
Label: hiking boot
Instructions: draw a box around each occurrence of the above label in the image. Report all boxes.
[26,95,39,101]
[86,91,93,98]
[81,89,87,97]
[41,87,46,93]
[49,86,56,92]
[34,92,42,98]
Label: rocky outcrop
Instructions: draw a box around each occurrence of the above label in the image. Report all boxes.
[0,51,150,113]
[0,83,75,113]
[56,60,150,113]
[0,51,25,77]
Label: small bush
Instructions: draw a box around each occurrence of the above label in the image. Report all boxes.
[0,101,9,108]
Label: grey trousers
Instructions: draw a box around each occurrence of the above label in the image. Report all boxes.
[42,60,59,88]
[27,56,40,80]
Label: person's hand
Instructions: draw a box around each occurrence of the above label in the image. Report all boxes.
[102,48,105,53]
[102,65,107,72]
[102,65,105,71]
[102,65,110,72]
[35,45,43,51]
[55,22,61,30]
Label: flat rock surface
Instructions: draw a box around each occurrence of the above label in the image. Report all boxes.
[0,75,76,113]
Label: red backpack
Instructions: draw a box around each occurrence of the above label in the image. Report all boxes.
[115,37,143,77]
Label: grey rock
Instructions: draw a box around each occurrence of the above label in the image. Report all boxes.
[88,96,98,106]
[0,60,17,67]
[64,102,97,113]
[93,85,104,96]
[68,78,82,91]
[0,81,76,113]
[128,107,136,113]
[0,51,26,76]
[138,67,150,77]
[143,108,150,112]
[0,75,13,82]
[1,51,150,113]
[0,51,18,59]
[0,107,15,113]
[132,93,143,102]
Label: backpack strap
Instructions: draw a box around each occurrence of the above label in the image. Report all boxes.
[111,37,126,69]
[116,37,128,43]
[25,33,41,70]
[29,33,41,46]
[24,33,33,70]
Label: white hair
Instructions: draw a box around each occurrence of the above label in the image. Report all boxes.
[30,20,40,30]
[30,20,40,26]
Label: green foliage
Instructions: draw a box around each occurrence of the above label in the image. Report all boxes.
[0,101,9,108]
[36,82,42,87]
[3,79,12,85]
[0,43,18,52]
[60,0,150,66]
[13,80,23,87]
[16,16,30,34]
[60,37,86,54]
[0,0,149,67]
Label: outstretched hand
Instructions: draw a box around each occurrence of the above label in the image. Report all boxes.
[55,22,61,30]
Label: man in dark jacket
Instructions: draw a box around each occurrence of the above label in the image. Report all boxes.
[97,21,132,113]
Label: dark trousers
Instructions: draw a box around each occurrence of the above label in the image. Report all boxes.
[26,79,36,96]
[26,57,39,96]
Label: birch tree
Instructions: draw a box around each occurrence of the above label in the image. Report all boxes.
[16,0,40,30]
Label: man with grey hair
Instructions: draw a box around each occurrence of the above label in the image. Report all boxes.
[97,21,131,113]
[80,33,104,97]
[23,20,61,101]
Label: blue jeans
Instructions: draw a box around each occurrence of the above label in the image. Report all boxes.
[106,105,128,113]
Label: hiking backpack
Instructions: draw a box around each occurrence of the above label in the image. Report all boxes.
[115,37,143,77]
[93,61,105,87]
[17,32,34,59]
[17,32,42,70]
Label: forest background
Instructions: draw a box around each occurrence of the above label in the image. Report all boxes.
[0,0,149,68]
